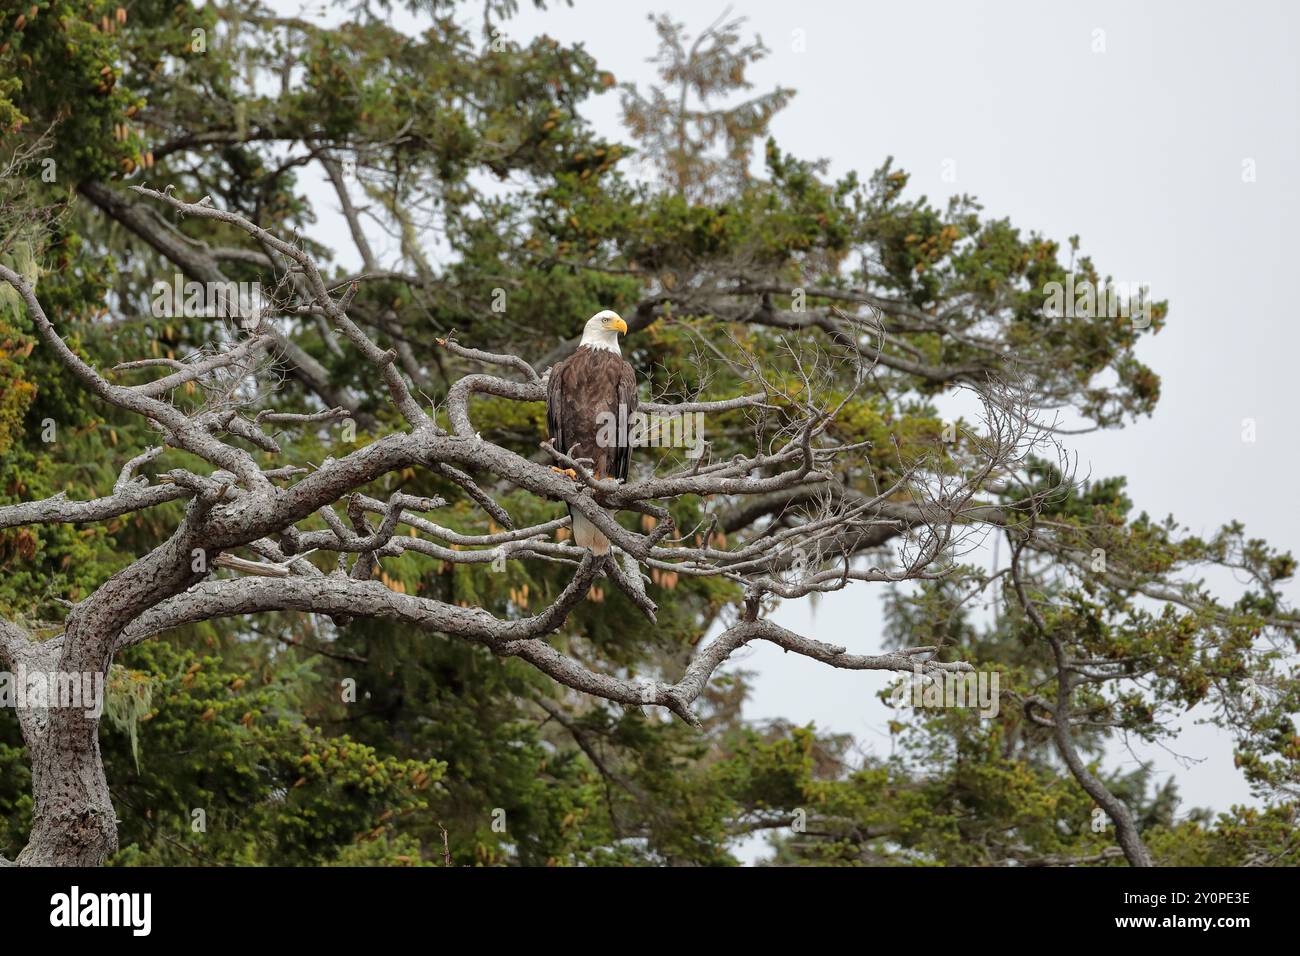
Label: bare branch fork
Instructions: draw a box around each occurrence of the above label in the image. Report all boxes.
[0,187,1039,866]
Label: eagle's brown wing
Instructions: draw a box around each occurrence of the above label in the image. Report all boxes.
[612,358,638,483]
[545,355,568,462]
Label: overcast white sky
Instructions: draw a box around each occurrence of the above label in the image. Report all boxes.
[271,0,1300,828]
[497,0,1300,823]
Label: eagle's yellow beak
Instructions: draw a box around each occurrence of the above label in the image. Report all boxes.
[607,316,628,335]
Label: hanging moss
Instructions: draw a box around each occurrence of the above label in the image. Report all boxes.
[104,665,154,772]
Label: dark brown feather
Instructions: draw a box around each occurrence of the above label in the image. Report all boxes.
[546,346,638,482]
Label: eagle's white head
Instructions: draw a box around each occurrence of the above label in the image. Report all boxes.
[579,309,627,354]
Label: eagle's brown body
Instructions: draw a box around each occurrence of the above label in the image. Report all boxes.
[547,344,638,554]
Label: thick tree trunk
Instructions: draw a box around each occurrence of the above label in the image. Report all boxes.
[17,710,117,866]
[12,639,118,867]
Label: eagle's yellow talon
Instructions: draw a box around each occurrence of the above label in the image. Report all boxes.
[550,466,578,479]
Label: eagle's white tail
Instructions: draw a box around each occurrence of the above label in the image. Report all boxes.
[571,509,610,555]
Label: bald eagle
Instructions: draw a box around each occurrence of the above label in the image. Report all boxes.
[546,310,636,555]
